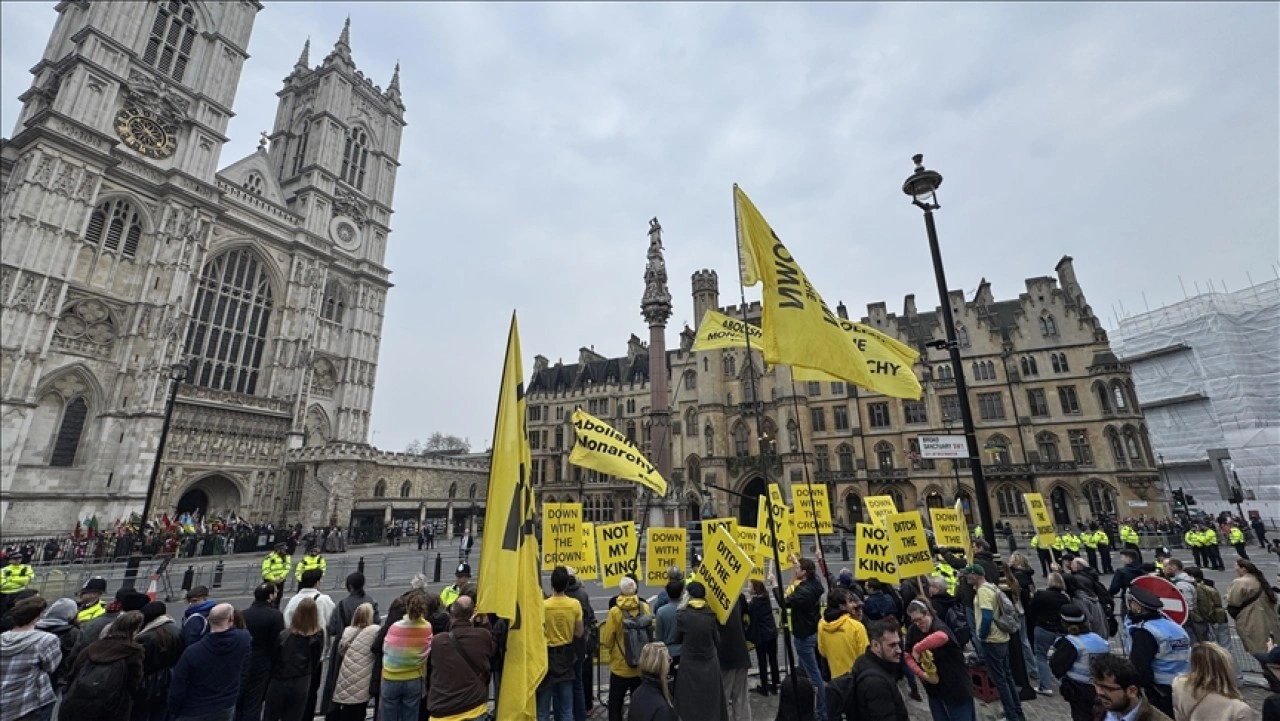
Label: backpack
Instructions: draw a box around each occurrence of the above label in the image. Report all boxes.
[993,589,1021,635]
[68,658,127,702]
[943,603,972,647]
[620,607,654,668]
[1194,583,1228,624]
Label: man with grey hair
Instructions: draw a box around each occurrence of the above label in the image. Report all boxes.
[168,603,251,721]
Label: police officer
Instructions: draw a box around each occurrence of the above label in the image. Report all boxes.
[1031,535,1052,578]
[1201,525,1224,570]
[1091,523,1113,574]
[1048,603,1111,721]
[933,553,959,594]
[1081,524,1099,569]
[1184,526,1203,568]
[77,577,108,623]
[294,545,326,585]
[261,543,291,608]
[1120,522,1141,562]
[0,554,34,615]
[1122,586,1191,718]
[1229,523,1248,560]
[441,562,471,607]
[1061,526,1082,557]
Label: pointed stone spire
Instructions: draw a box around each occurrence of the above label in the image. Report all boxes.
[294,37,310,73]
[385,61,403,106]
[326,16,352,65]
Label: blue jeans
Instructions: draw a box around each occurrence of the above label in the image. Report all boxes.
[573,661,587,721]
[964,605,983,662]
[927,695,977,721]
[1032,627,1057,691]
[981,641,1025,721]
[795,634,827,720]
[380,678,423,721]
[538,679,574,721]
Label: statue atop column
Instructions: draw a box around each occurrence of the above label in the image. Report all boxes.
[642,217,672,323]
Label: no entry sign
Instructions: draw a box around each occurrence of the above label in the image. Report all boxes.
[1131,575,1188,625]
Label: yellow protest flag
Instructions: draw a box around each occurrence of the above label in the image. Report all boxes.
[691,309,763,352]
[865,495,899,528]
[596,522,639,588]
[696,523,752,623]
[789,321,922,400]
[541,503,585,571]
[646,528,686,586]
[578,522,599,581]
[569,409,667,496]
[887,511,934,578]
[929,508,968,551]
[1023,493,1058,547]
[475,314,546,720]
[735,185,881,396]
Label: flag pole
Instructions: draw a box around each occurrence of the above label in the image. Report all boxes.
[730,184,798,697]
[787,379,831,583]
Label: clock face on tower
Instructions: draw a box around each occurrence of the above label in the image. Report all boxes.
[114,106,177,159]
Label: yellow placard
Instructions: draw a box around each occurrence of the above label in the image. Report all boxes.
[700,517,739,551]
[577,522,599,581]
[595,521,638,588]
[792,484,834,535]
[696,523,752,623]
[540,503,585,571]
[645,527,686,586]
[569,409,667,496]
[736,526,764,581]
[1023,493,1057,547]
[854,522,898,582]
[929,508,968,551]
[887,511,933,578]
[865,495,899,527]
[757,494,796,560]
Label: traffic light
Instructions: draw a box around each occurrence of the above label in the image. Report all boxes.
[1172,489,1186,509]
[1186,494,1196,507]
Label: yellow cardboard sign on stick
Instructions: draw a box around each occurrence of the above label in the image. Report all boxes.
[757,494,796,560]
[1023,493,1057,546]
[887,511,934,578]
[792,485,834,535]
[541,503,585,571]
[736,526,764,581]
[865,495,899,527]
[645,528,686,586]
[854,522,898,582]
[700,517,738,551]
[929,508,969,551]
[696,524,752,623]
[578,522,599,581]
[595,521,638,588]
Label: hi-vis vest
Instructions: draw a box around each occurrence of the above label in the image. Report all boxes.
[935,562,958,595]
[0,564,33,594]
[1184,531,1200,548]
[1062,533,1081,552]
[1120,525,1139,545]
[1123,616,1191,685]
[1092,530,1110,547]
[1030,536,1042,550]
[441,583,462,608]
[1230,527,1245,544]
[295,555,326,581]
[77,600,106,624]
[262,553,291,583]
[1065,633,1111,683]
[1202,528,1219,545]
[1082,533,1098,549]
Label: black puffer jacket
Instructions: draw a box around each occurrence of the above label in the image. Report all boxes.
[778,577,824,639]
[851,652,908,721]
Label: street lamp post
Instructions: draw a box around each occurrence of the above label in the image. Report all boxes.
[903,154,996,540]
[942,416,962,506]
[141,362,188,529]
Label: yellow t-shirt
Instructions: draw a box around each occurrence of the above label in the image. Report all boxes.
[975,583,1010,644]
[544,595,583,647]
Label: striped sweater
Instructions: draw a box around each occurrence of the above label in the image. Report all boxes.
[382,617,432,681]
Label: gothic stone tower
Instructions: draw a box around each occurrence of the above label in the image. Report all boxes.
[641,218,674,525]
[0,2,405,533]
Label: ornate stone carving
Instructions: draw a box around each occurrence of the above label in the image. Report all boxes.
[123,69,190,123]
[641,217,672,323]
[52,298,117,356]
[311,357,337,395]
[332,187,368,229]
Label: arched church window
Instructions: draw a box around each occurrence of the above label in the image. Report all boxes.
[373,479,387,498]
[399,481,412,498]
[1040,315,1058,337]
[50,396,89,467]
[341,127,370,190]
[143,0,198,83]
[448,482,457,499]
[956,325,970,349]
[184,249,274,395]
[321,280,346,323]
[84,198,143,259]
[243,172,264,196]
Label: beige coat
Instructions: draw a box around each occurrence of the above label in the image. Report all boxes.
[330,624,380,705]
[1171,677,1256,721]
[1225,574,1280,654]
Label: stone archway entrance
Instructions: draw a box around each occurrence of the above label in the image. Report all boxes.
[175,474,242,518]
[738,476,767,528]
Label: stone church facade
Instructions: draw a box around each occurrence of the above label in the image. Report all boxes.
[527,256,1162,534]
[0,1,484,535]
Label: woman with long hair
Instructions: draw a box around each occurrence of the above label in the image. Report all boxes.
[1028,572,1071,696]
[264,598,324,721]
[328,603,380,721]
[380,590,432,721]
[1227,558,1280,655]
[59,610,145,721]
[626,642,678,721]
[1172,643,1252,720]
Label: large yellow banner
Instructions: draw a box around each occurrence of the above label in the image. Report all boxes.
[696,523,752,623]
[541,503,585,571]
[596,521,639,588]
[1024,493,1058,546]
[691,309,764,351]
[475,314,546,720]
[736,185,920,399]
[568,410,667,496]
[790,321,922,400]
[645,528,686,586]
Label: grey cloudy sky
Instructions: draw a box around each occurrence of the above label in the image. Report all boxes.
[3,2,1277,452]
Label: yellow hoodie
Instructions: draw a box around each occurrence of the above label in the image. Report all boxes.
[601,594,651,678]
[817,612,868,678]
